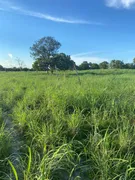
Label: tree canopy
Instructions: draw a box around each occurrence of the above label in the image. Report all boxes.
[110,60,124,69]
[133,58,135,64]
[78,61,90,70]
[30,36,61,60]
[31,37,76,72]
[53,53,75,70]
[99,61,109,69]
[32,53,75,71]
[0,65,4,71]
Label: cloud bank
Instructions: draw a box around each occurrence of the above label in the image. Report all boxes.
[106,0,135,8]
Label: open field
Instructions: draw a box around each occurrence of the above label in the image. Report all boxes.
[1,69,135,179]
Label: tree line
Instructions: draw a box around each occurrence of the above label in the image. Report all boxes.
[78,59,135,70]
[0,65,32,71]
[0,36,135,72]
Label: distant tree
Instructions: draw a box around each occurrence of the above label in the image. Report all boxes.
[53,53,75,70]
[30,36,61,59]
[110,60,124,69]
[0,65,4,71]
[32,58,50,71]
[12,67,18,71]
[23,67,29,71]
[32,53,75,71]
[133,58,135,64]
[91,63,100,69]
[89,62,92,69]
[30,36,61,73]
[16,57,25,70]
[78,61,90,70]
[99,61,109,69]
[124,63,134,69]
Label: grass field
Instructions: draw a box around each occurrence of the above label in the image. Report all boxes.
[1,69,135,179]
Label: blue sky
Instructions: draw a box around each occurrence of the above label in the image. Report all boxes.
[1,0,135,67]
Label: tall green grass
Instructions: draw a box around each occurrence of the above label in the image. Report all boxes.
[1,70,135,179]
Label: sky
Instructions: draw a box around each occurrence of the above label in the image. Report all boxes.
[1,0,135,67]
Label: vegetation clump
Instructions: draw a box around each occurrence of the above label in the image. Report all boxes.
[0,70,135,179]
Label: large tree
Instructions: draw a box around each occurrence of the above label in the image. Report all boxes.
[30,36,61,72]
[30,36,61,60]
[32,58,50,71]
[32,53,75,71]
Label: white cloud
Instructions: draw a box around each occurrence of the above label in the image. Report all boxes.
[17,9,89,24]
[0,1,103,25]
[72,52,96,57]
[10,6,102,25]
[8,53,13,59]
[72,51,105,57]
[71,53,109,65]
[106,0,135,8]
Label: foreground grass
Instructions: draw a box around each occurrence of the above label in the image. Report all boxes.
[1,69,135,179]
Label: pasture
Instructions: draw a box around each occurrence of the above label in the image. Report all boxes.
[1,69,135,179]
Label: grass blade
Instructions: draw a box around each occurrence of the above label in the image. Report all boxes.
[27,146,32,175]
[8,160,18,180]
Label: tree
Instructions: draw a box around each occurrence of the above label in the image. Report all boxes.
[133,58,135,64]
[30,36,61,72]
[0,65,4,71]
[16,57,25,70]
[110,60,124,69]
[124,63,134,69]
[32,58,50,71]
[78,61,90,70]
[32,60,40,71]
[99,61,109,69]
[91,63,100,69]
[53,53,75,70]
[30,36,61,60]
[33,53,75,71]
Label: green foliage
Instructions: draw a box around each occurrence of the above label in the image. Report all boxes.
[99,61,109,69]
[124,63,134,69]
[30,36,61,60]
[31,37,76,72]
[110,59,124,69]
[33,53,75,71]
[90,62,100,69]
[32,58,50,71]
[53,53,75,70]
[133,57,135,64]
[8,160,18,180]
[30,36,61,72]
[1,70,135,179]
[78,61,90,70]
[79,62,100,70]
[0,65,4,71]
